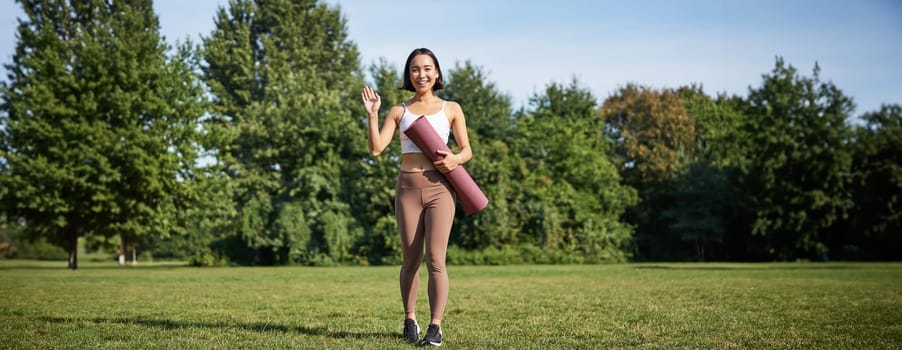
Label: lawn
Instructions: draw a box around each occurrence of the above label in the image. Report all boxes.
[1,260,900,349]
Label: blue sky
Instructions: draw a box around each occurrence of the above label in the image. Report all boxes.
[1,0,900,115]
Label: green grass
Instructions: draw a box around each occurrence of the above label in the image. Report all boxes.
[2,260,900,349]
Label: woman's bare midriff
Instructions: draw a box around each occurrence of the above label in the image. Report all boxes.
[400,153,438,172]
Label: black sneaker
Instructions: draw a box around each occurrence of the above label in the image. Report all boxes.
[419,324,442,347]
[403,319,420,343]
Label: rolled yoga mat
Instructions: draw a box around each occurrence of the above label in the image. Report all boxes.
[404,115,489,215]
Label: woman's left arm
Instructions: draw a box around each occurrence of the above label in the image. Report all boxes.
[434,102,472,173]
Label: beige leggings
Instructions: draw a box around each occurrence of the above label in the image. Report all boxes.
[395,170,455,323]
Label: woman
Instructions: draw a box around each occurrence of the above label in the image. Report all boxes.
[361,48,471,346]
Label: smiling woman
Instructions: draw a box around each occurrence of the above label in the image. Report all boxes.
[361,47,474,347]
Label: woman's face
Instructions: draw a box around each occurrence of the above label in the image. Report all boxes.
[408,54,439,93]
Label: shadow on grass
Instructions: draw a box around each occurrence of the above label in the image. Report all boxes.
[39,316,398,340]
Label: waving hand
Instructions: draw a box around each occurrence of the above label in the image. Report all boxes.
[361,86,382,116]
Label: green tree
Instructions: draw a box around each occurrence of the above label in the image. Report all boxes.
[738,59,854,260]
[514,80,636,262]
[837,104,901,259]
[658,161,734,261]
[677,85,745,169]
[642,86,747,261]
[201,0,364,265]
[0,0,204,269]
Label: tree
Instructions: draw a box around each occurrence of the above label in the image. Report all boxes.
[658,161,733,261]
[635,86,748,261]
[201,0,364,265]
[514,80,637,262]
[600,84,696,260]
[601,84,696,189]
[0,0,204,269]
[738,58,854,260]
[677,85,745,169]
[837,104,902,259]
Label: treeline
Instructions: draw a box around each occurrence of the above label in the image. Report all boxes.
[1,0,899,268]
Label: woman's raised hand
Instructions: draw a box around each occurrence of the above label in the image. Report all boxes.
[361,86,381,116]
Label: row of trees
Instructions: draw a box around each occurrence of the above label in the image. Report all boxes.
[1,0,899,268]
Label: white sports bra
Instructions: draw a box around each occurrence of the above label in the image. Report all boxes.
[399,101,451,154]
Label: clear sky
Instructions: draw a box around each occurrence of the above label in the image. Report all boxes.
[1,0,900,116]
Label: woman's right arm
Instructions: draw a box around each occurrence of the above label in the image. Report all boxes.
[361,86,399,157]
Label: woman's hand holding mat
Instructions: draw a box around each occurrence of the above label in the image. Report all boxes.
[403,116,489,215]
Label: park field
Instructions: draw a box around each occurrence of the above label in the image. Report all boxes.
[1,260,900,349]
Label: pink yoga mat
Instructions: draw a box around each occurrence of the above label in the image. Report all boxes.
[404,116,489,215]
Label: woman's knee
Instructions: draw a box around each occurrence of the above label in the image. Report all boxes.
[425,255,446,273]
[401,255,423,272]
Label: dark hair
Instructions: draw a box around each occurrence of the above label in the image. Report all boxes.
[401,48,444,92]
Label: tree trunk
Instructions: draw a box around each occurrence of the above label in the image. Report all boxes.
[131,245,137,265]
[67,231,78,270]
[118,234,126,266]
